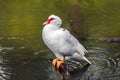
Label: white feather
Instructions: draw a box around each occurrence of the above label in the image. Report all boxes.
[42,15,91,64]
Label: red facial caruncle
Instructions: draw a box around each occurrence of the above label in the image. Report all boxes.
[43,18,54,25]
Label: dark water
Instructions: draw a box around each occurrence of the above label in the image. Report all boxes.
[0,0,120,80]
[0,37,120,80]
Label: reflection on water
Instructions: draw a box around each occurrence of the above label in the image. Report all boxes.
[0,37,120,80]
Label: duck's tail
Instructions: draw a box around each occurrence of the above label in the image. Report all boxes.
[82,56,92,64]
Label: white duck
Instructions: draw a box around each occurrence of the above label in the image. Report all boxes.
[42,15,91,69]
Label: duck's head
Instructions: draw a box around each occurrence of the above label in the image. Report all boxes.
[43,15,62,27]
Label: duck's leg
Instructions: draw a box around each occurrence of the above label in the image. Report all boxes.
[52,56,65,69]
[52,58,59,66]
[56,56,65,69]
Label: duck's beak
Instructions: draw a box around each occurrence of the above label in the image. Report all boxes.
[42,21,47,25]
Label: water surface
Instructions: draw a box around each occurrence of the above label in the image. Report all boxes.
[0,0,120,80]
[0,37,120,80]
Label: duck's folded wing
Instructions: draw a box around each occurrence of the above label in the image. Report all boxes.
[62,29,88,55]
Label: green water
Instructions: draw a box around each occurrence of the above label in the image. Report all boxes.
[0,0,120,80]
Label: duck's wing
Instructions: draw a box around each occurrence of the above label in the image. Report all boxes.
[59,28,88,55]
